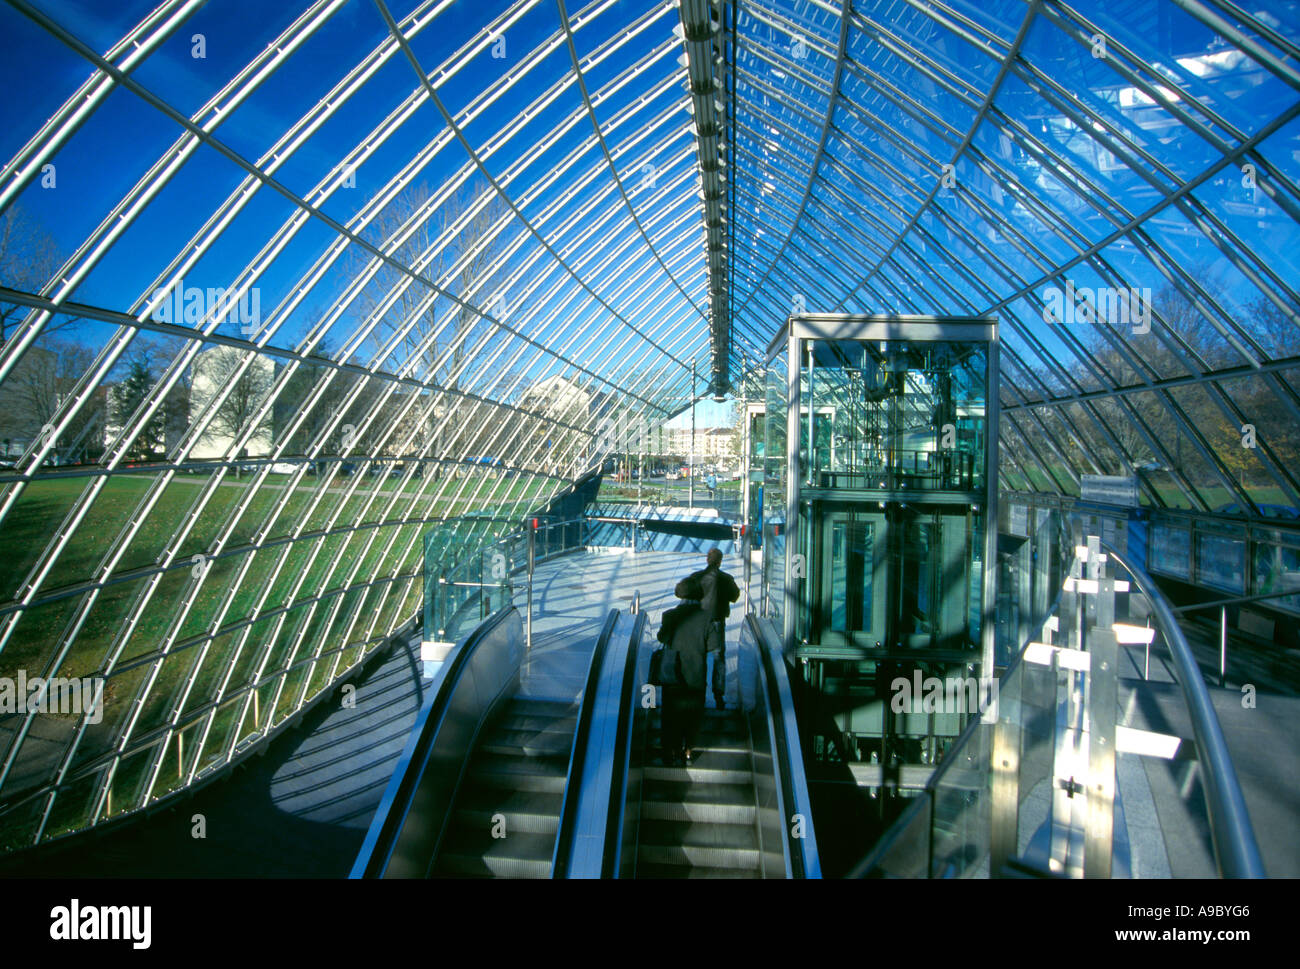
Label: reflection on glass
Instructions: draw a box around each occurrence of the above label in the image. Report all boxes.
[829,519,873,634]
[1196,532,1246,593]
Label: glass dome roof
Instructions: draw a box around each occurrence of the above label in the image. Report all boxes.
[0,0,1296,849]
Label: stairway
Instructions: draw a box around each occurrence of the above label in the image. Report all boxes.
[636,708,763,878]
[431,697,578,878]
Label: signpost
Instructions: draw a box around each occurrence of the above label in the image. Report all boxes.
[1080,474,1139,507]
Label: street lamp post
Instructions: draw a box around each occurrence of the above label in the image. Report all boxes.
[689,359,695,509]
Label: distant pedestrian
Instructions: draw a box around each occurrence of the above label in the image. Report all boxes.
[656,576,710,765]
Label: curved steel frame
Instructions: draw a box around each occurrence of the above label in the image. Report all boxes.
[0,0,1295,850]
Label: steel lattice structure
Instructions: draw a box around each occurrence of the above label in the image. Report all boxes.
[0,0,1296,850]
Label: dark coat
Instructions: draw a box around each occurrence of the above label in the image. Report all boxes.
[690,566,740,621]
[657,602,710,691]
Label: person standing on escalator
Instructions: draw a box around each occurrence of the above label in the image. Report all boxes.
[656,576,710,766]
[692,548,740,709]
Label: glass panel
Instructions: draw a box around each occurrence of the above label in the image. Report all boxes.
[1253,535,1300,615]
[763,342,789,623]
[828,517,874,635]
[1149,522,1191,579]
[801,338,988,492]
[930,718,992,877]
[106,739,163,818]
[1196,529,1247,592]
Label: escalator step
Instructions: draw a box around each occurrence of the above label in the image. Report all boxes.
[504,698,578,718]
[463,759,569,794]
[434,828,558,879]
[639,798,756,825]
[638,819,759,852]
[641,779,756,805]
[494,713,578,733]
[643,765,750,785]
[635,863,761,879]
[479,731,574,757]
[452,788,564,834]
[637,841,761,872]
[454,786,565,812]
[643,751,752,784]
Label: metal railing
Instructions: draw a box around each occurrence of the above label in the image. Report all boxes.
[351,606,524,878]
[1104,544,1265,879]
[851,525,1265,879]
[423,516,589,650]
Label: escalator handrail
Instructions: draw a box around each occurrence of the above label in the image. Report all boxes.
[350,606,517,878]
[552,608,621,877]
[750,614,822,878]
[602,610,648,877]
[1102,542,1265,879]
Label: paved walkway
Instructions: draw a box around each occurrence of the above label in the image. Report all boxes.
[519,548,746,705]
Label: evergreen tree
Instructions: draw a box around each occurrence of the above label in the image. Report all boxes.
[111,359,166,460]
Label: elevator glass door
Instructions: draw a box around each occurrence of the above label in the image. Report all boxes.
[805,503,979,655]
[815,508,888,648]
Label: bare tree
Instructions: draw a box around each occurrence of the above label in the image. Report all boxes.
[0,336,101,463]
[0,203,79,342]
[349,182,511,472]
[193,345,274,453]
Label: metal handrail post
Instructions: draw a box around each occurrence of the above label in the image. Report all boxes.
[1219,606,1227,687]
[527,521,535,652]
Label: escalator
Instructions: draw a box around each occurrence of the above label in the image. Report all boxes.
[636,708,763,877]
[602,611,821,879]
[431,697,577,877]
[352,607,617,879]
[354,602,819,878]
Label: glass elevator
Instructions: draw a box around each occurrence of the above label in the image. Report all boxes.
[761,315,999,816]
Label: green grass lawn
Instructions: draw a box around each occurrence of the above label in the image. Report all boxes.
[999,469,1290,511]
[0,467,555,843]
